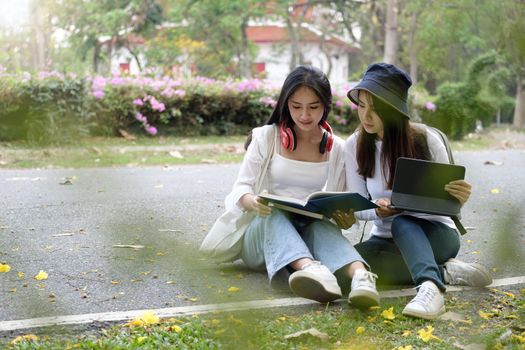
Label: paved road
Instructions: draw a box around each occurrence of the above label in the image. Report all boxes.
[1,149,524,322]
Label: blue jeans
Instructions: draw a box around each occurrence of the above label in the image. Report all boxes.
[241,209,366,290]
[355,215,460,292]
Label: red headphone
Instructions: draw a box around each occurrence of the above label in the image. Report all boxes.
[280,120,334,154]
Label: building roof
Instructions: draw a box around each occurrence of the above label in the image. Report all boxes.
[246,24,359,53]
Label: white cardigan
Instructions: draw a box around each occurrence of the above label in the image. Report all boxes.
[226,124,347,214]
[201,124,347,262]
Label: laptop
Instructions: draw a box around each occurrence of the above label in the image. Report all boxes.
[390,157,466,216]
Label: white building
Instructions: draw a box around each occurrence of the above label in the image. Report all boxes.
[108,23,359,85]
[246,23,359,85]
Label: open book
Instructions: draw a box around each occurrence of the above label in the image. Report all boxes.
[258,191,378,220]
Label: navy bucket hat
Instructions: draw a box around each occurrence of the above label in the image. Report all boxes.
[348,63,412,118]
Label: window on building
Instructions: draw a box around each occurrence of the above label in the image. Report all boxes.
[119,63,130,75]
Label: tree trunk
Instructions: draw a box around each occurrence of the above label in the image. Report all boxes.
[93,43,101,73]
[239,17,251,78]
[30,1,48,71]
[383,0,399,64]
[319,43,333,78]
[286,3,308,71]
[408,11,418,84]
[126,45,143,73]
[513,73,525,129]
[334,0,358,44]
[286,16,301,70]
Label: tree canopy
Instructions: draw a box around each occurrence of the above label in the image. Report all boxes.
[0,0,523,127]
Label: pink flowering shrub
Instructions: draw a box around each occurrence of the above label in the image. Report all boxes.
[330,87,359,133]
[81,74,281,136]
[425,101,436,112]
[0,71,359,141]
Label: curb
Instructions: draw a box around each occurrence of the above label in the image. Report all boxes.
[1,276,524,333]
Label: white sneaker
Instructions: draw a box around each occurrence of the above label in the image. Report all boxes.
[288,261,342,303]
[444,258,492,287]
[402,280,445,320]
[348,269,380,308]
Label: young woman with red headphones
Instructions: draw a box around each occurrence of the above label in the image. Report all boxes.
[213,65,380,307]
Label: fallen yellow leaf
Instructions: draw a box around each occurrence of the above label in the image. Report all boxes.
[417,325,441,342]
[128,318,144,327]
[356,326,365,334]
[17,271,24,278]
[381,307,396,320]
[137,336,147,344]
[11,334,39,344]
[227,286,240,293]
[402,330,412,337]
[0,263,11,273]
[34,270,48,280]
[511,334,525,343]
[459,319,473,325]
[490,188,500,194]
[169,325,182,333]
[478,310,497,319]
[395,346,413,350]
[228,315,244,326]
[140,311,160,325]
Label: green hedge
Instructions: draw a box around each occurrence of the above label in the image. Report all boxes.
[1,68,510,144]
[0,72,361,144]
[0,73,91,143]
[28,72,522,145]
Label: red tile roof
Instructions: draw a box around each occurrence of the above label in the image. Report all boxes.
[246,25,358,52]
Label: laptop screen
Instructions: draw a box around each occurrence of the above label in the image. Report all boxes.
[392,157,465,200]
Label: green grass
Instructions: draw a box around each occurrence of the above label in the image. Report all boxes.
[0,135,246,168]
[4,127,525,169]
[2,148,244,168]
[3,287,524,350]
[451,135,493,151]
[0,126,523,169]
[4,135,247,149]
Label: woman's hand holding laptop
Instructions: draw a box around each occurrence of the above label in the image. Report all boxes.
[444,180,472,206]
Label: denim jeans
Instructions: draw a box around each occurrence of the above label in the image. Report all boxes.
[241,209,366,290]
[355,215,460,292]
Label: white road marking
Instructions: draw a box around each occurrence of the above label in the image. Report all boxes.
[1,275,524,332]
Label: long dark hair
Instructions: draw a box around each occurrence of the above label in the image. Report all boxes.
[356,93,430,189]
[244,65,332,149]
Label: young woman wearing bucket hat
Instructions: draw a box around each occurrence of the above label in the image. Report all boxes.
[343,63,492,320]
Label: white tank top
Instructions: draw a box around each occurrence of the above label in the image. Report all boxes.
[268,154,328,199]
